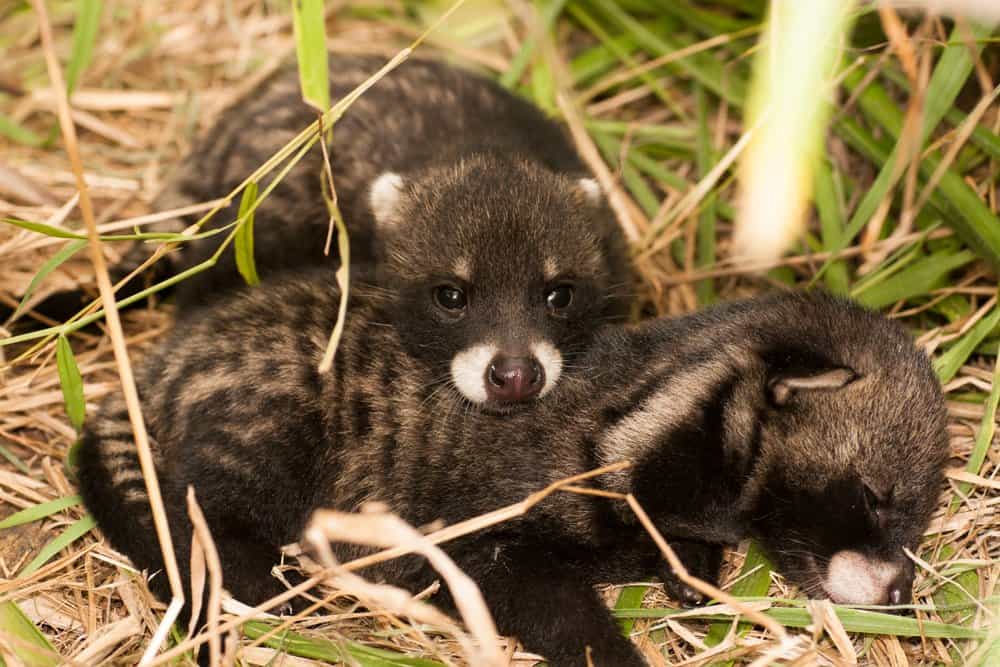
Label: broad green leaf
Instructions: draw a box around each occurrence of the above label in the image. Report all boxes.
[12,239,88,320]
[56,335,86,431]
[615,585,648,635]
[19,515,96,577]
[234,181,260,286]
[65,0,103,94]
[704,541,772,650]
[0,601,61,667]
[0,496,82,530]
[932,545,980,626]
[292,0,330,112]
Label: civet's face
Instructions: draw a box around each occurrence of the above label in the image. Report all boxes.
[369,157,628,413]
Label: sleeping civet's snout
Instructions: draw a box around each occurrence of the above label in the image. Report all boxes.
[824,550,914,605]
[451,341,563,406]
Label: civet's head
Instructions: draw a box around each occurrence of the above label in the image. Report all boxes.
[367,153,631,413]
[744,295,948,606]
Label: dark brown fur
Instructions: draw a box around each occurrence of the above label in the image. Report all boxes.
[77,280,947,666]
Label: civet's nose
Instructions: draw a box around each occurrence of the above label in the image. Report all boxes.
[485,355,544,402]
[886,566,914,606]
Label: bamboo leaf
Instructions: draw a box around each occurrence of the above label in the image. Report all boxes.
[56,335,86,431]
[12,239,88,320]
[19,515,96,577]
[0,496,82,530]
[292,0,330,112]
[234,181,260,286]
[64,0,103,94]
[0,601,61,667]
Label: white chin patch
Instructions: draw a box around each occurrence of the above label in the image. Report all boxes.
[450,344,498,404]
[824,550,901,605]
[531,341,563,397]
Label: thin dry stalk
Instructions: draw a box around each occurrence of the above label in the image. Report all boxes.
[29,5,186,667]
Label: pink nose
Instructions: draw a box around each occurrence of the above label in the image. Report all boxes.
[485,356,544,402]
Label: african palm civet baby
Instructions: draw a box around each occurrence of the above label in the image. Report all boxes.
[12,54,632,411]
[77,282,947,667]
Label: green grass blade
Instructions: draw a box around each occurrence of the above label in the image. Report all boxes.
[12,239,88,320]
[55,334,86,432]
[0,112,44,146]
[242,620,446,666]
[2,217,87,239]
[694,83,716,305]
[234,182,260,286]
[951,348,1000,510]
[567,4,687,119]
[64,0,102,94]
[19,515,96,577]
[704,541,772,650]
[614,604,987,639]
[0,443,33,476]
[813,161,849,295]
[500,0,569,89]
[586,0,747,105]
[852,250,975,310]
[934,303,1000,383]
[0,496,82,530]
[292,0,330,112]
[0,601,61,667]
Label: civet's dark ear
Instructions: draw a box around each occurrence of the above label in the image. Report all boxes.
[369,172,405,229]
[769,368,857,406]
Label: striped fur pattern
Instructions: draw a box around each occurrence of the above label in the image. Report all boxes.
[77,286,947,666]
[17,55,631,407]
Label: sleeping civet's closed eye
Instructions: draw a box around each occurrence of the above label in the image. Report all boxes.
[546,285,573,312]
[434,285,467,311]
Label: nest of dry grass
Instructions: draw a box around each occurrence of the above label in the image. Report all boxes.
[1,1,998,665]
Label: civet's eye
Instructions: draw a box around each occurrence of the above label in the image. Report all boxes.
[546,285,573,311]
[434,285,467,311]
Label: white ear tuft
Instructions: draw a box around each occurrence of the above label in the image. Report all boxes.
[577,177,603,205]
[369,172,405,226]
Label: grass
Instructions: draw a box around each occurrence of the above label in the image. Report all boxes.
[0,0,998,665]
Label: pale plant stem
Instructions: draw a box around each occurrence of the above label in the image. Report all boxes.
[30,2,185,663]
